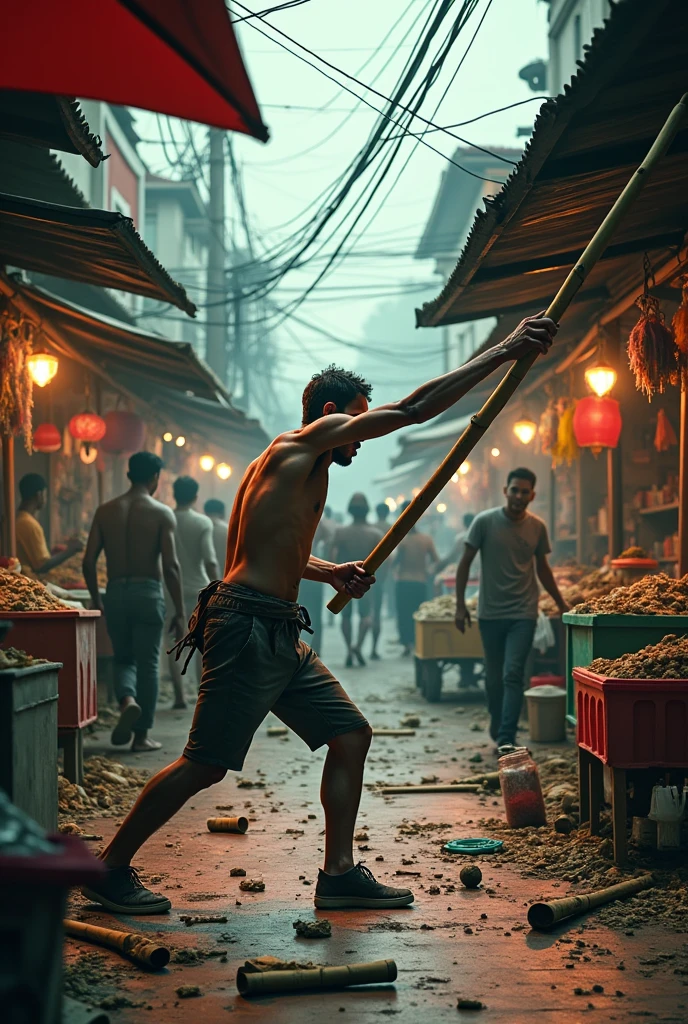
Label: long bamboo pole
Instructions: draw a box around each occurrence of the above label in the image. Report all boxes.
[527,874,653,930]
[328,92,688,615]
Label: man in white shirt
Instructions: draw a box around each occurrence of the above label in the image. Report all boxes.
[168,477,219,706]
[204,498,229,573]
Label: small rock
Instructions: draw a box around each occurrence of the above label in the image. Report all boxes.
[239,879,265,892]
[176,986,202,999]
[468,753,483,764]
[457,998,484,1010]
[230,867,246,877]
[460,865,483,889]
[599,839,614,859]
[428,886,441,895]
[293,918,332,938]
[554,815,574,835]
[400,715,421,728]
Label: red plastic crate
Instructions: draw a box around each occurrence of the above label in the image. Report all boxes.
[573,666,688,768]
[530,673,565,689]
[1,609,99,729]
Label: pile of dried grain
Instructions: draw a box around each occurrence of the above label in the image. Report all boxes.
[574,573,688,616]
[0,567,69,611]
[590,634,688,678]
[58,756,149,823]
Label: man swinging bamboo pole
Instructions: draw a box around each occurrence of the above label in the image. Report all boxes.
[328,91,688,615]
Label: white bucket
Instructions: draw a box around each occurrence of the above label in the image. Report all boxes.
[524,685,567,743]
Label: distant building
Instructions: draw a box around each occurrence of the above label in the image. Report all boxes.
[545,0,612,95]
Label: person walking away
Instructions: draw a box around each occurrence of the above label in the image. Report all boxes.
[331,493,381,666]
[15,473,83,576]
[78,313,555,916]
[82,452,185,752]
[204,499,228,574]
[369,502,392,659]
[454,468,569,754]
[394,503,438,656]
[168,477,219,707]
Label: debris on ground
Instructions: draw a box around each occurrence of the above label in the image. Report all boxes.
[176,985,202,998]
[267,726,289,736]
[237,778,265,789]
[58,756,149,824]
[230,867,247,877]
[0,646,48,669]
[293,919,332,938]
[457,997,485,1010]
[460,865,482,889]
[400,715,421,728]
[239,878,265,892]
[57,822,102,840]
[180,915,228,926]
[63,951,142,1010]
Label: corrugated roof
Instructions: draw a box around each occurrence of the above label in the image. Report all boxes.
[417,0,688,328]
[0,140,88,208]
[0,193,196,315]
[0,91,105,167]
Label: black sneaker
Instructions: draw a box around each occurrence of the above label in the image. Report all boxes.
[314,863,414,909]
[81,866,172,914]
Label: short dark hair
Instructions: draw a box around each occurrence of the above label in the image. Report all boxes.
[301,365,372,425]
[462,512,475,528]
[204,498,225,517]
[173,475,199,505]
[507,467,536,489]
[128,451,164,484]
[348,492,369,519]
[19,473,47,501]
[376,502,390,519]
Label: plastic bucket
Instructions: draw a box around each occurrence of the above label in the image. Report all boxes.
[524,684,566,743]
[529,674,565,689]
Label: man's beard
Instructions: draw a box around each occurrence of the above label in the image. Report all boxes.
[332,448,353,467]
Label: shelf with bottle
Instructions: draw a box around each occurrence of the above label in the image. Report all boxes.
[633,476,678,515]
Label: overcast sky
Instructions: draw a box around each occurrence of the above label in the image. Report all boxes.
[136,0,550,511]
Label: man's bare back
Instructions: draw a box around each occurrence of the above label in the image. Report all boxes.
[94,491,174,581]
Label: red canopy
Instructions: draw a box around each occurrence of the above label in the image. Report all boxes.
[1,0,268,141]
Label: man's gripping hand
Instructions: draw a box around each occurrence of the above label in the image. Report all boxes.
[331,561,376,598]
[498,311,557,361]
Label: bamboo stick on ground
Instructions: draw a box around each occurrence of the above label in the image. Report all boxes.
[527,874,654,930]
[327,91,688,615]
[237,958,397,996]
[373,728,416,737]
[63,919,170,969]
[207,816,249,833]
[379,783,481,795]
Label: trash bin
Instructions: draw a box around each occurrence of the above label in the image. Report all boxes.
[524,684,567,743]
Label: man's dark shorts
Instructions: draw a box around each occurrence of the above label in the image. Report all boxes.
[183,583,369,771]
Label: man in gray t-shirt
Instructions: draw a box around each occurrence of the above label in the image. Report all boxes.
[454,468,568,752]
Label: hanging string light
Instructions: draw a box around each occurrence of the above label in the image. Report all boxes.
[513,417,537,445]
[216,462,232,480]
[199,454,215,472]
[27,351,59,388]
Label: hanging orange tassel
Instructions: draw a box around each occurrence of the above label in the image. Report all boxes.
[672,281,688,389]
[654,408,678,452]
[627,292,677,399]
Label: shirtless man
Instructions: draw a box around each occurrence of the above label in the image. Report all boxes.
[82,314,556,915]
[83,451,185,753]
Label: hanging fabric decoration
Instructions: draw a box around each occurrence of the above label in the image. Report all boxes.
[654,408,678,452]
[538,397,559,456]
[551,398,579,467]
[0,301,34,452]
[671,280,688,389]
[627,256,677,399]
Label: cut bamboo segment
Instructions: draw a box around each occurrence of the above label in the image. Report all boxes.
[527,874,654,930]
[63,919,170,969]
[379,783,480,795]
[237,958,397,996]
[207,816,249,833]
[373,728,416,736]
[328,92,688,615]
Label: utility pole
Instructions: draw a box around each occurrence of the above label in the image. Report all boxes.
[232,267,249,410]
[206,128,228,383]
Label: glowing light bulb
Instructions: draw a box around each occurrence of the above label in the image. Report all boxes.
[451,473,459,483]
[411,487,420,497]
[216,462,232,480]
[27,352,59,387]
[384,496,397,512]
[459,461,471,476]
[396,494,405,505]
[513,418,537,445]
[79,445,98,465]
[163,432,173,442]
[436,502,447,514]
[585,362,617,398]
[175,435,186,447]
[199,454,215,472]
[491,447,500,458]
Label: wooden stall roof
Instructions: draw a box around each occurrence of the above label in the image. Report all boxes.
[0,91,105,167]
[416,0,688,328]
[0,140,88,208]
[0,194,196,315]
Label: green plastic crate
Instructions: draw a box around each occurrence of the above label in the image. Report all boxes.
[562,612,688,725]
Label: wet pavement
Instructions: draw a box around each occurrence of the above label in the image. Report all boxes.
[66,615,688,1022]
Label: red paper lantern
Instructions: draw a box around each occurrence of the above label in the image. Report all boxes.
[573,396,622,454]
[69,411,106,444]
[101,410,146,454]
[33,422,62,453]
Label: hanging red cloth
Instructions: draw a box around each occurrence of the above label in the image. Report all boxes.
[0,0,268,141]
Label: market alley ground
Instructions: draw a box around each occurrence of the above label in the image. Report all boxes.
[66,615,688,1023]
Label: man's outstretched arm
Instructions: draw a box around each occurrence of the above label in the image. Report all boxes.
[301,313,557,453]
[303,554,375,598]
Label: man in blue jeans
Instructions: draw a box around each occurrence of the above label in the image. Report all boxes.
[454,468,568,754]
[83,452,185,752]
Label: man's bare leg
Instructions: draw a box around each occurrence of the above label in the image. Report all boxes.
[353,614,372,667]
[102,757,226,867]
[82,757,225,913]
[341,615,355,668]
[315,724,414,908]
[321,725,372,873]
